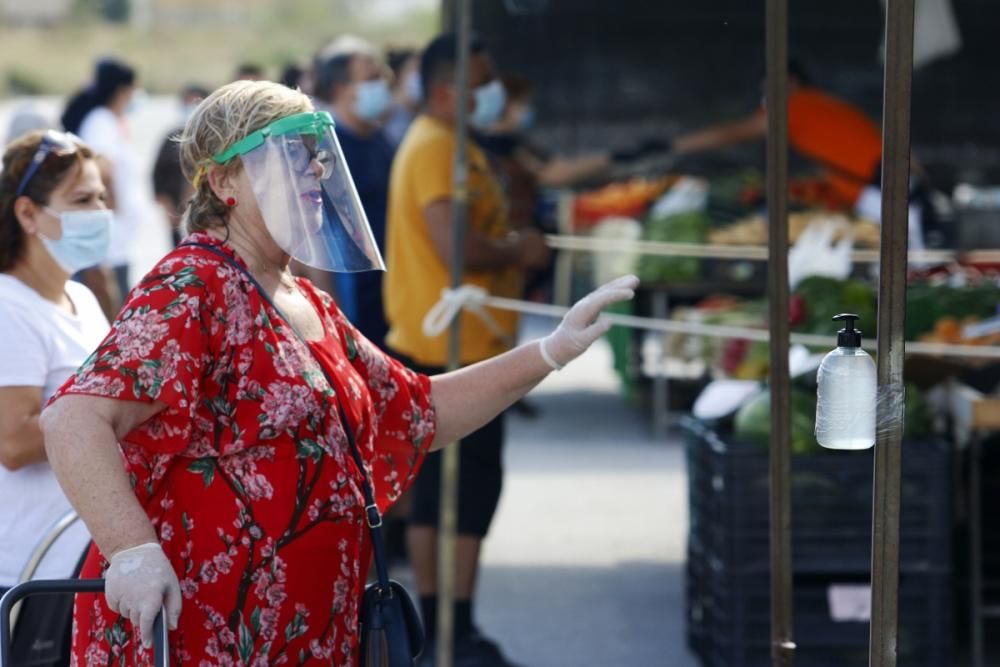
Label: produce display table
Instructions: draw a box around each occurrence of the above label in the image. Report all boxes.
[632,281,766,436]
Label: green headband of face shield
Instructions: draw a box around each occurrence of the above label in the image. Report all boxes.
[211,111,336,165]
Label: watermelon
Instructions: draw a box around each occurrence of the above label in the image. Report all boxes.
[734,388,822,455]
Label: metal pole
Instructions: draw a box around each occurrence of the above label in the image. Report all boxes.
[869,1,914,665]
[441,0,457,32]
[437,2,471,666]
[765,0,795,665]
[970,434,985,667]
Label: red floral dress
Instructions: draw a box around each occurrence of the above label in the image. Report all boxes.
[51,233,436,666]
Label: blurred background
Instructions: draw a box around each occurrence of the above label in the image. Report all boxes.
[3,2,1000,666]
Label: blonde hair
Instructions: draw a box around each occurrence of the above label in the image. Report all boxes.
[179,80,312,233]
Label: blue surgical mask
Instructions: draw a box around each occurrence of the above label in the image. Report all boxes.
[470,80,507,130]
[354,79,392,122]
[40,208,113,273]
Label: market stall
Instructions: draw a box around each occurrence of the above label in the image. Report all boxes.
[441,1,1000,665]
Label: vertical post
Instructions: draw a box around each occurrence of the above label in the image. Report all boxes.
[970,434,984,667]
[441,0,457,31]
[765,0,795,665]
[437,2,471,666]
[869,1,914,665]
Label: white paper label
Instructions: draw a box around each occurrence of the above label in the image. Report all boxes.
[827,584,871,622]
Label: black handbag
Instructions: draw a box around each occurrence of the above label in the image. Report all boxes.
[182,243,424,666]
[358,522,425,667]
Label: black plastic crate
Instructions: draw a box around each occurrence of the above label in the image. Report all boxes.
[702,571,953,667]
[684,419,952,574]
[686,537,710,660]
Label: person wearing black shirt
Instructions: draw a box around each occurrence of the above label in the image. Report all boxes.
[313,37,395,350]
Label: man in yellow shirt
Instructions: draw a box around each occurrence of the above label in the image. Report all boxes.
[384,33,549,666]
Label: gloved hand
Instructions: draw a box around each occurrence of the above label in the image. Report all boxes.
[611,138,673,164]
[105,542,182,647]
[540,275,639,370]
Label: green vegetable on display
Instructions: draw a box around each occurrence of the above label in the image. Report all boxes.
[732,383,931,453]
[734,388,822,455]
[638,211,711,283]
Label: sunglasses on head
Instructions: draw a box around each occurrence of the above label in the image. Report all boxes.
[15,130,81,198]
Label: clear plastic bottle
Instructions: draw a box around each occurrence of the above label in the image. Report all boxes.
[815,314,877,450]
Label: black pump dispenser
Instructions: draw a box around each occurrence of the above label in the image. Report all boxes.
[833,313,862,348]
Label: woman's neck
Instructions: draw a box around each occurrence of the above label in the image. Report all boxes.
[207,224,293,290]
[8,245,70,305]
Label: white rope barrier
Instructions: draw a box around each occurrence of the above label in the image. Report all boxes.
[546,234,1000,265]
[422,285,516,346]
[423,287,1000,360]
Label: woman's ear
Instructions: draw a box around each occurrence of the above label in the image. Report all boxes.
[206,165,239,204]
[12,195,42,235]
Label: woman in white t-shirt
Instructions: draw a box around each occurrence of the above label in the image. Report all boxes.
[0,130,113,596]
[61,57,140,301]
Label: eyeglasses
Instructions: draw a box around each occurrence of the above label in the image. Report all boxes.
[288,137,335,180]
[15,130,81,198]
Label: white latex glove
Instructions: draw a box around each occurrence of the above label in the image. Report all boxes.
[105,542,182,647]
[540,275,639,370]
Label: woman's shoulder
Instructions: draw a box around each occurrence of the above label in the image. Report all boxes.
[0,275,48,333]
[122,234,246,309]
[78,107,120,145]
[150,234,239,278]
[65,279,110,327]
[0,273,35,308]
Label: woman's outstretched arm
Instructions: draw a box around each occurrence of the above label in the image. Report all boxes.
[429,275,638,449]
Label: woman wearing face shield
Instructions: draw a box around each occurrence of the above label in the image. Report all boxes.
[40,80,637,665]
[0,130,112,600]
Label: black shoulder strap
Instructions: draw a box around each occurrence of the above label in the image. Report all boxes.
[179,242,394,591]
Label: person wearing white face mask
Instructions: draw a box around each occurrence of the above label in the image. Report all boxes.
[385,49,422,148]
[0,130,111,617]
[385,33,554,667]
[313,37,397,351]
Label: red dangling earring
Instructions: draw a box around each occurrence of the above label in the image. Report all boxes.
[225,197,237,207]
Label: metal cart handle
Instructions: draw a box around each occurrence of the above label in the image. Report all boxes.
[0,579,169,667]
[9,510,82,632]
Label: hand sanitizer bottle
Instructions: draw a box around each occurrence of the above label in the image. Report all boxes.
[815,313,877,450]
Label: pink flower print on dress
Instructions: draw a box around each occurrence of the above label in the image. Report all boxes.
[222,277,254,346]
[113,307,172,363]
[260,381,319,434]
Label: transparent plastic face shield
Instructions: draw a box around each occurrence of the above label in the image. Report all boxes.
[213,111,384,272]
